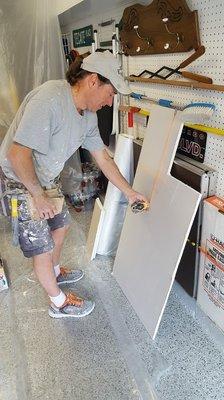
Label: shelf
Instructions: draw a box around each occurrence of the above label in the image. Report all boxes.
[128,76,224,93]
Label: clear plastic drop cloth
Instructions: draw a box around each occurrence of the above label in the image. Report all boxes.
[61,154,103,212]
[60,152,83,194]
[0,0,66,143]
[97,134,134,256]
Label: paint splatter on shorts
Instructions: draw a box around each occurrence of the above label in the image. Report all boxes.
[0,168,71,258]
[18,201,71,258]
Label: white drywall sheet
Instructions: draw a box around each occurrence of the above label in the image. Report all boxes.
[86,198,104,261]
[113,105,201,339]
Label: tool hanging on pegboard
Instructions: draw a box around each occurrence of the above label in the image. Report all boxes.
[130,45,213,84]
[119,0,201,55]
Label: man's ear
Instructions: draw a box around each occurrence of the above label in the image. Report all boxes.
[88,73,98,88]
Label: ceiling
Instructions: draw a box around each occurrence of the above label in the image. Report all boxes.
[58,0,150,27]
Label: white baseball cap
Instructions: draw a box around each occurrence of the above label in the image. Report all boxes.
[81,50,131,95]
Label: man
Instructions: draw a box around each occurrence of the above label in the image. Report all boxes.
[0,51,147,318]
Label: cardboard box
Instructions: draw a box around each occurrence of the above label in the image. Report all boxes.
[197,196,224,332]
[0,258,8,291]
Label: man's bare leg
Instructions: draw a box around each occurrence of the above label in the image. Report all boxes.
[32,227,92,316]
[33,251,60,297]
[33,225,69,296]
[50,224,84,286]
[33,250,83,310]
[51,225,69,267]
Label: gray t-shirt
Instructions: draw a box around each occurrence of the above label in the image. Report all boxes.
[0,80,105,187]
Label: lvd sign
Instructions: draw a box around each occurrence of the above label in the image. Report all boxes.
[179,138,202,157]
[177,126,207,162]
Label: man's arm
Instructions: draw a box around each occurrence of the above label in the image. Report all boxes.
[7,142,57,219]
[91,148,148,205]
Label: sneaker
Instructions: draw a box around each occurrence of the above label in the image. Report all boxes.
[48,292,95,319]
[56,266,84,285]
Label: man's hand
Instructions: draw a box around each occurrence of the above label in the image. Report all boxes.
[91,148,149,210]
[125,189,149,207]
[7,143,58,220]
[32,193,58,220]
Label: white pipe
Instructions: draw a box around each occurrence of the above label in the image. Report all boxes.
[115,23,119,54]
[112,35,116,56]
[93,30,98,50]
[91,41,95,53]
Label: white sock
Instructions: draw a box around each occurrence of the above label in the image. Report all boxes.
[54,264,61,278]
[49,290,66,308]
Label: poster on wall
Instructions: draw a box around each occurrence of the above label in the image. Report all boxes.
[73,25,93,48]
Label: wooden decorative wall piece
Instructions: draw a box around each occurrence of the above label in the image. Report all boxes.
[119,0,201,55]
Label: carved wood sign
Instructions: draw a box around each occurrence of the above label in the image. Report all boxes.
[119,0,201,55]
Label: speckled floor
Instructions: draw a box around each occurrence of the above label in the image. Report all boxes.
[0,206,224,400]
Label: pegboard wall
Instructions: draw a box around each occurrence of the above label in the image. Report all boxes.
[126,0,224,197]
[60,0,224,197]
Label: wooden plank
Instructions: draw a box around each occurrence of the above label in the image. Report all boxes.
[86,198,104,261]
[113,105,201,339]
[128,76,224,92]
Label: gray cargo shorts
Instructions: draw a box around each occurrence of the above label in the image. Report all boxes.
[0,168,71,258]
[18,199,71,258]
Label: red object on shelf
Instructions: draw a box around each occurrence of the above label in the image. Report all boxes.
[128,111,134,127]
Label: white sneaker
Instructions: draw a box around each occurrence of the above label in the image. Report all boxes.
[48,292,95,319]
[56,267,84,285]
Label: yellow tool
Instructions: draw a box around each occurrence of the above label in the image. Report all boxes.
[11,196,19,246]
[11,196,18,218]
[185,123,224,137]
[138,109,150,117]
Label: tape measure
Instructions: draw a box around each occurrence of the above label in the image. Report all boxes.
[131,200,149,214]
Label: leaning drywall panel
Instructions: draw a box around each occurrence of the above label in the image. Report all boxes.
[86,197,105,260]
[113,106,201,339]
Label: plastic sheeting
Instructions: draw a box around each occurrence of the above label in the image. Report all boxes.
[0,0,66,143]
[60,152,83,194]
[97,134,134,256]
